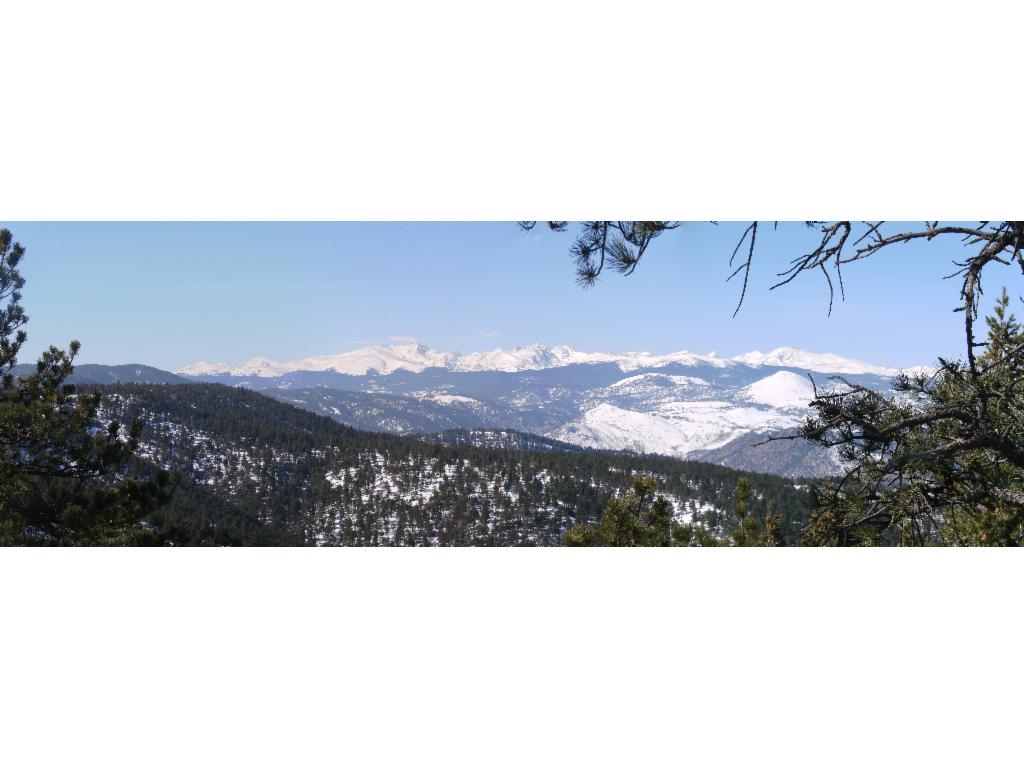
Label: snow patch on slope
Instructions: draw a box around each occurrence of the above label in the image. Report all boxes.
[550,404,703,456]
[416,393,480,406]
[607,373,708,391]
[550,400,805,458]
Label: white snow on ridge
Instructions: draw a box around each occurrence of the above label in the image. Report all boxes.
[179,356,294,377]
[177,344,727,378]
[180,344,456,377]
[732,346,898,376]
[301,344,456,375]
[607,373,709,390]
[550,399,805,458]
[416,394,480,406]
[454,344,596,372]
[551,404,707,456]
[551,370,826,461]
[450,344,728,373]
[180,342,912,379]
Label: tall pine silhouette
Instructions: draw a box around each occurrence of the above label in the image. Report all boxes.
[0,228,174,545]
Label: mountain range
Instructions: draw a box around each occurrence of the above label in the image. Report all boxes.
[40,343,921,478]
[180,342,911,378]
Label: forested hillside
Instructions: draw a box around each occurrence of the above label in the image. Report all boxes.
[96,384,813,546]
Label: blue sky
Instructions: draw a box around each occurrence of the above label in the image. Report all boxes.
[7,221,1010,371]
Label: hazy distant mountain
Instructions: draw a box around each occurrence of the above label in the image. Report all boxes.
[13,363,187,385]
[172,343,917,476]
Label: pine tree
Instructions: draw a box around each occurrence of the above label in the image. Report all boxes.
[802,289,1024,546]
[0,228,174,545]
[731,477,782,546]
[565,474,688,547]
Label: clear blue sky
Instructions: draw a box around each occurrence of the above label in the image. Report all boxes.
[7,221,1012,371]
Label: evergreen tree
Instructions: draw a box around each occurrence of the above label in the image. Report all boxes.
[0,228,174,545]
[565,475,689,547]
[802,289,1024,546]
[730,477,782,547]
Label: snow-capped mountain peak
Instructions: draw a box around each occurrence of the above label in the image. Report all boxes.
[179,356,293,377]
[180,343,908,379]
[299,343,455,375]
[180,344,455,377]
[741,370,817,410]
[731,346,898,376]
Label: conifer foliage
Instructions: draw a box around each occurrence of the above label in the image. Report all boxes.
[0,228,173,545]
[563,475,678,546]
[802,290,1024,545]
[564,475,785,547]
[729,477,782,546]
